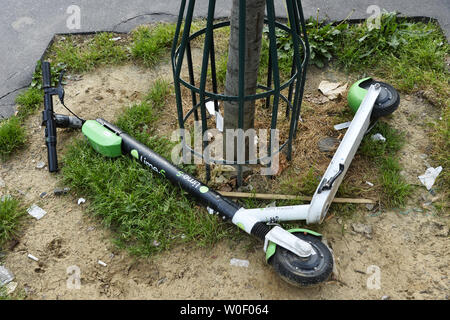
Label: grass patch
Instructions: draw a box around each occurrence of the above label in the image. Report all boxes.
[0,118,26,160]
[0,196,24,249]
[61,80,234,256]
[360,121,411,207]
[15,87,42,120]
[0,85,43,160]
[336,13,449,96]
[130,23,177,67]
[49,33,128,73]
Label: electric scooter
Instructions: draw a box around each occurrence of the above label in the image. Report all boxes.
[41,61,399,287]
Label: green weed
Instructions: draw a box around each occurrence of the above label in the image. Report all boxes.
[0,196,24,248]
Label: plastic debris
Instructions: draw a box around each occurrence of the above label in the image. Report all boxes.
[27,254,39,262]
[109,36,121,41]
[0,266,14,286]
[36,161,46,169]
[27,204,47,220]
[418,166,443,190]
[205,101,215,116]
[152,240,160,247]
[334,121,352,131]
[215,111,224,132]
[77,198,86,205]
[230,258,249,268]
[318,81,348,100]
[98,260,107,267]
[365,181,374,187]
[371,133,386,142]
[265,201,277,208]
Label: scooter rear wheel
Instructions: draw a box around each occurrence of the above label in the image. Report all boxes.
[269,232,333,287]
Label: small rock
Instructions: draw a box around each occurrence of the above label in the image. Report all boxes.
[318,137,340,152]
[351,223,373,239]
[36,161,46,169]
[39,192,47,199]
[365,203,375,211]
[237,184,254,192]
[54,187,70,196]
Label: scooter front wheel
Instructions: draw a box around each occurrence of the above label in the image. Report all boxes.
[268,232,333,287]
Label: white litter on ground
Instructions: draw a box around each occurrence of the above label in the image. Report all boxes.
[334,121,352,130]
[418,166,443,190]
[318,81,348,100]
[77,198,86,205]
[205,101,216,115]
[0,266,14,286]
[27,254,39,262]
[371,133,386,142]
[215,111,224,132]
[230,258,249,268]
[98,260,107,267]
[27,204,47,220]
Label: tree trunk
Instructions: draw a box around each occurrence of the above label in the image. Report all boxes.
[223,0,266,161]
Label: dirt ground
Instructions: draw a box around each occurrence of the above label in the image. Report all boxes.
[0,56,448,300]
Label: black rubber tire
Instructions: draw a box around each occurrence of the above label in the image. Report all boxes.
[269,233,333,287]
[360,79,400,119]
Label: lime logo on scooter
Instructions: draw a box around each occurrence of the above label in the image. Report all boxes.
[177,171,209,193]
[132,149,166,177]
[131,149,139,159]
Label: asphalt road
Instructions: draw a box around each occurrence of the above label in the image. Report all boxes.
[1,0,449,118]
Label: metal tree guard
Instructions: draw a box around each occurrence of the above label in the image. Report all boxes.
[171,0,310,185]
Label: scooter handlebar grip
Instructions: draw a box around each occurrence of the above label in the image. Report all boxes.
[45,128,58,172]
[42,61,51,88]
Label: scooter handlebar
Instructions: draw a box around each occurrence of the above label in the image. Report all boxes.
[42,61,52,88]
[42,61,58,172]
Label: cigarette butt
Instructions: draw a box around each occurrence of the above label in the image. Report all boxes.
[27,254,39,261]
[98,260,107,267]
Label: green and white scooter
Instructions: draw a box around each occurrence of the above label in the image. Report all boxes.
[42,61,398,287]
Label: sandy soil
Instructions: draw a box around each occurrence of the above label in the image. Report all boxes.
[0,58,448,300]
